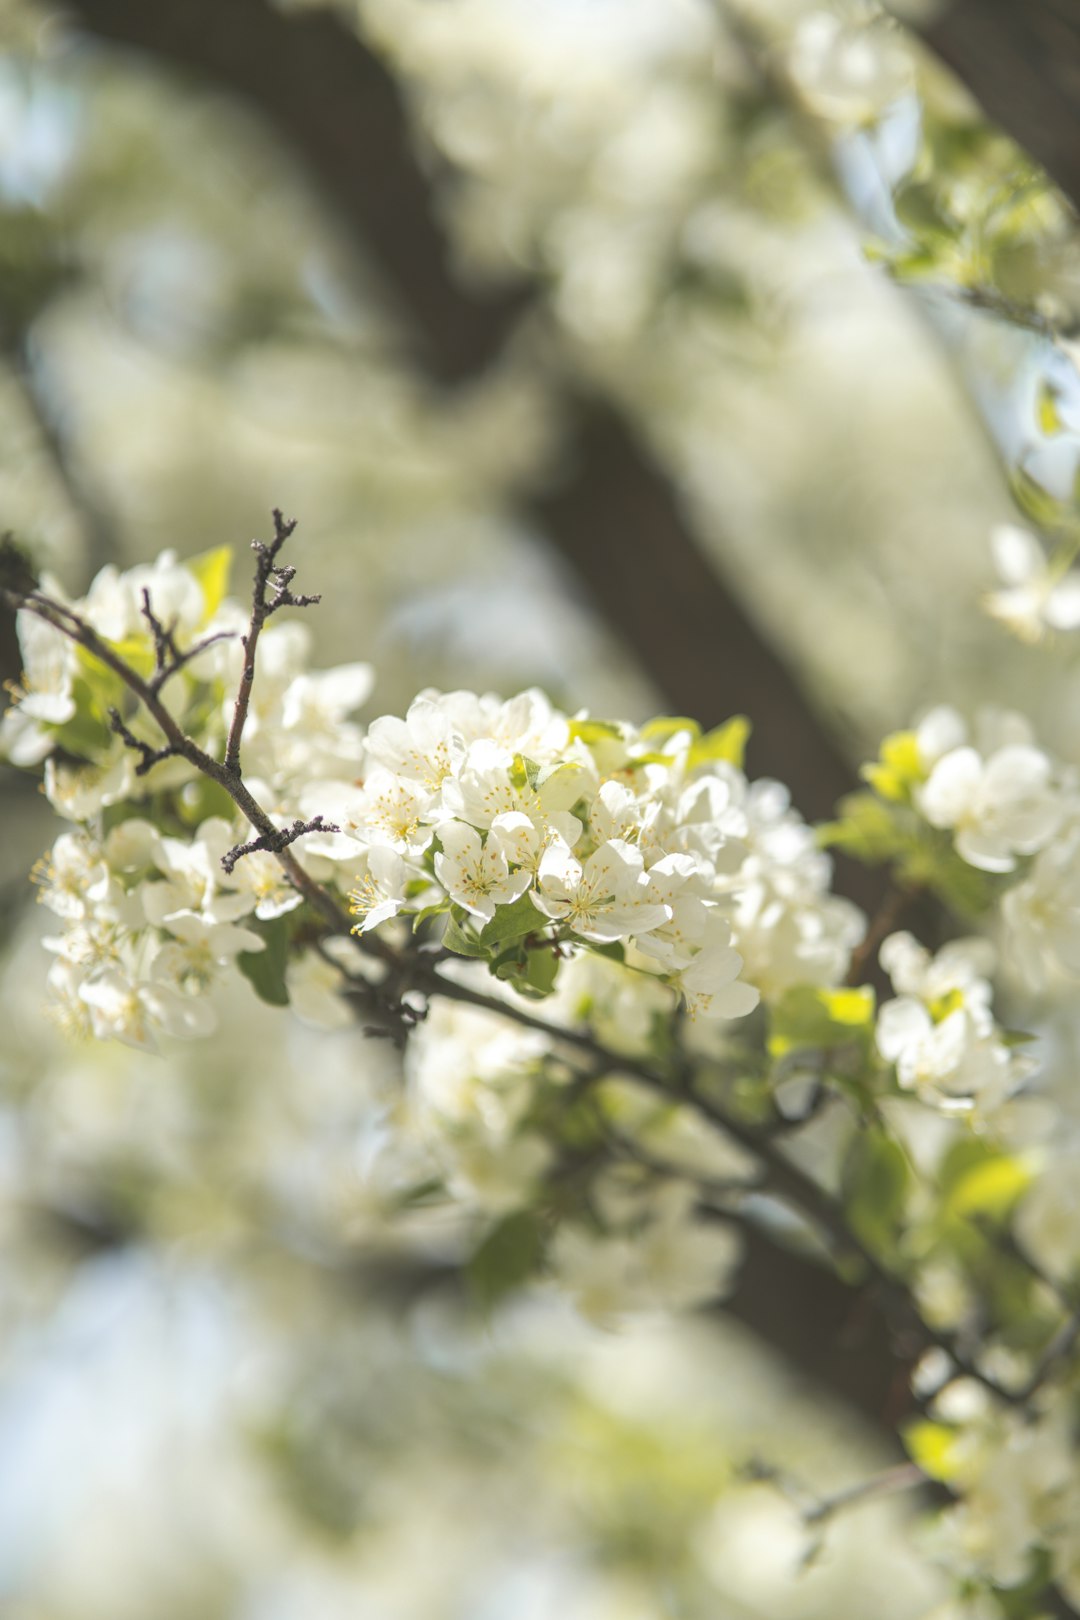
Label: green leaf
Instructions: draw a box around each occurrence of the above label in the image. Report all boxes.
[510,753,541,792]
[861,730,923,803]
[442,910,490,959]
[411,899,450,933]
[688,715,750,770]
[818,793,905,864]
[568,718,624,747]
[768,984,875,1059]
[479,893,542,951]
[46,675,115,758]
[491,941,561,1000]
[639,716,702,745]
[893,178,955,240]
[844,1126,911,1253]
[237,914,292,1007]
[522,945,560,998]
[467,1210,544,1310]
[187,544,233,622]
[941,1138,1035,1223]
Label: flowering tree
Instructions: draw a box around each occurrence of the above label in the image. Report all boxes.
[7,4,1080,1618]
[4,478,1080,1616]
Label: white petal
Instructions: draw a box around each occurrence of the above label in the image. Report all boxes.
[990,524,1043,587]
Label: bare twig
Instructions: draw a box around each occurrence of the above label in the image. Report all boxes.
[138,586,234,696]
[221,815,339,876]
[107,706,181,776]
[224,509,319,776]
[845,883,916,987]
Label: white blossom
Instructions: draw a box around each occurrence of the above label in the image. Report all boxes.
[918,735,1062,873]
[532,837,668,944]
[434,820,531,922]
[984,524,1080,642]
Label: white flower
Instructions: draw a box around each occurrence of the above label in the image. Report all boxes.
[984,525,1080,642]
[221,848,304,921]
[12,596,76,725]
[1015,1147,1080,1284]
[876,933,1023,1113]
[550,1179,741,1322]
[365,694,466,790]
[788,13,912,125]
[77,969,215,1051]
[348,845,411,932]
[918,740,1062,872]
[879,931,996,1008]
[32,833,119,922]
[151,912,264,994]
[532,837,668,944]
[143,820,255,928]
[916,706,968,771]
[347,766,437,855]
[434,821,531,923]
[284,950,353,1030]
[1002,823,1080,987]
[441,738,583,843]
[672,923,759,1022]
[85,550,207,641]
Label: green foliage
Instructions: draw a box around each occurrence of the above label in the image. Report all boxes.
[187,544,233,621]
[688,715,751,771]
[861,729,922,804]
[467,1210,545,1310]
[820,791,997,918]
[904,1417,962,1484]
[843,1125,911,1255]
[768,984,875,1059]
[940,1138,1034,1225]
[440,900,561,998]
[237,913,293,1007]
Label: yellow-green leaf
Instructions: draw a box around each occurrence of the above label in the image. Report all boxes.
[187,544,232,622]
[688,715,750,770]
[904,1419,961,1483]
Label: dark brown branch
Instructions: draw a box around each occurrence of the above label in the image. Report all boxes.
[107,706,181,776]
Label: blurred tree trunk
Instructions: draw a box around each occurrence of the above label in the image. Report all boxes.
[58,0,864,829]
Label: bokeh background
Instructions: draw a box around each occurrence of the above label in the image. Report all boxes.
[2,1,1080,1615]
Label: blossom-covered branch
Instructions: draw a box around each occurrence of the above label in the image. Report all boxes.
[5,526,1080,1618]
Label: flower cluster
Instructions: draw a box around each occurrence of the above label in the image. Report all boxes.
[3,547,867,1051]
[875,932,1031,1119]
[914,1378,1080,1607]
[3,547,370,1047]
[333,697,863,1018]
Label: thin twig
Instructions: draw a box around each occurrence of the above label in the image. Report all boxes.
[224,509,319,776]
[221,815,340,876]
[139,586,234,696]
[845,883,915,987]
